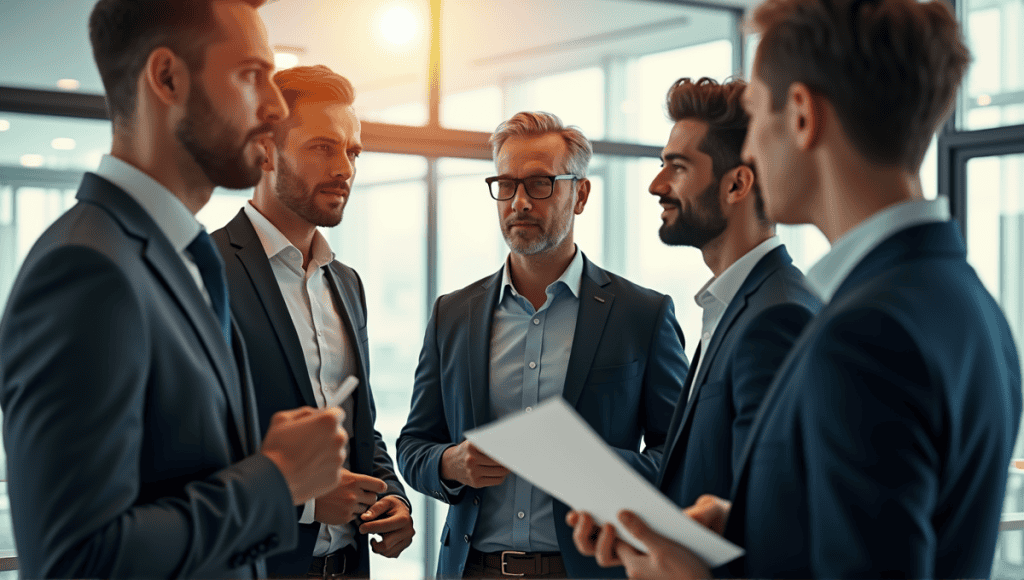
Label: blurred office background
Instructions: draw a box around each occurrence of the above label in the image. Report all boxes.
[0,0,1021,578]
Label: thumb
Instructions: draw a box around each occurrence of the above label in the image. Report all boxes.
[617,510,666,551]
[355,474,389,494]
[361,498,389,520]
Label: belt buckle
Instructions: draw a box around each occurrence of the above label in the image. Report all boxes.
[500,550,526,577]
[323,551,346,579]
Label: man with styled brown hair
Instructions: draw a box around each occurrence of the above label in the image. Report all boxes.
[570,0,1022,578]
[568,76,820,570]
[0,1,352,578]
[212,65,414,579]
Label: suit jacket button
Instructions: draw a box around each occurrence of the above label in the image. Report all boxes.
[464,534,471,543]
[473,496,480,505]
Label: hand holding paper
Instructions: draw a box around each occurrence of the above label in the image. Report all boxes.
[464,398,743,569]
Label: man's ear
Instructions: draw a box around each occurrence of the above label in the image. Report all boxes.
[787,82,824,152]
[142,47,190,108]
[723,165,755,206]
[574,178,591,215]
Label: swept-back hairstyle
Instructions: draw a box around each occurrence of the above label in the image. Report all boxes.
[272,65,356,144]
[89,0,265,128]
[489,111,593,178]
[749,0,969,170]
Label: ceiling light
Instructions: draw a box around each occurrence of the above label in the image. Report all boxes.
[57,79,80,91]
[379,5,418,47]
[51,138,76,150]
[20,154,44,167]
[0,119,9,131]
[977,94,992,106]
[274,52,300,70]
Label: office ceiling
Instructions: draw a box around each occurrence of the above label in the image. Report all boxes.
[0,0,752,113]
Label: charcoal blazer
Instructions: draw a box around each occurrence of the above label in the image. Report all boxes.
[211,208,407,577]
[0,174,296,578]
[723,222,1022,578]
[396,254,689,579]
[656,245,821,508]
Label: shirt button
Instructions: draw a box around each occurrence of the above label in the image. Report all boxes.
[528,361,537,369]
[703,332,711,340]
[525,406,533,413]
[533,319,540,325]
[518,511,525,519]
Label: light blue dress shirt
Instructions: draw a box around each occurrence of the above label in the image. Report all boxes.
[470,247,585,553]
[806,198,951,302]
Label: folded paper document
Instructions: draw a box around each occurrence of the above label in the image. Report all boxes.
[465,397,744,568]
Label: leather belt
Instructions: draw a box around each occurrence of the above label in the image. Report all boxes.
[308,544,359,579]
[467,548,565,577]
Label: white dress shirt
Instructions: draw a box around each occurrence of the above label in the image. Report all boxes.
[94,155,210,305]
[690,236,783,398]
[242,202,357,557]
[806,198,951,302]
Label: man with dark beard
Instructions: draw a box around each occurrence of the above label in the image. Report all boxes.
[567,77,821,570]
[0,2,352,578]
[211,65,413,579]
[397,111,688,579]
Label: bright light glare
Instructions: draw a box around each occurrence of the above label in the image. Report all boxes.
[977,94,992,106]
[51,138,76,150]
[0,119,9,131]
[57,79,80,91]
[274,52,300,70]
[379,5,417,47]
[20,154,44,167]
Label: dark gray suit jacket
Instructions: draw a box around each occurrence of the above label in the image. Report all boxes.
[0,173,297,578]
[211,208,407,577]
[397,255,689,579]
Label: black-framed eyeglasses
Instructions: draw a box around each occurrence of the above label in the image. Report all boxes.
[484,174,577,201]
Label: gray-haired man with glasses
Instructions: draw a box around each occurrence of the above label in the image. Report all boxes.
[397,111,689,579]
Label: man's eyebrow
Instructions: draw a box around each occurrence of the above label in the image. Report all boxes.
[238,57,274,70]
[662,153,691,164]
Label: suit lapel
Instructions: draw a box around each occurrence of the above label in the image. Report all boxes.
[78,175,248,452]
[562,259,613,408]
[467,271,502,429]
[226,211,318,408]
[323,263,374,472]
[657,342,701,488]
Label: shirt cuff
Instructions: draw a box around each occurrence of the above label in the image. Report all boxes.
[440,478,465,496]
[300,497,315,524]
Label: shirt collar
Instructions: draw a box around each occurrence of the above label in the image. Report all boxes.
[694,236,783,311]
[94,154,201,253]
[806,197,950,302]
[501,245,585,301]
[243,202,335,270]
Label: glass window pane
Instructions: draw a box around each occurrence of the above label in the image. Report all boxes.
[958,0,1024,130]
[507,68,606,139]
[967,153,1024,579]
[0,0,103,93]
[0,113,110,171]
[438,158,506,295]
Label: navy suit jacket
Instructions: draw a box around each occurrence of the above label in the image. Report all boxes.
[657,245,821,508]
[723,222,1022,578]
[0,174,297,578]
[396,255,688,579]
[211,208,407,577]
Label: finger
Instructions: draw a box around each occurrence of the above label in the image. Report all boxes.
[566,510,580,527]
[594,523,623,568]
[361,498,391,521]
[350,474,388,494]
[614,540,645,576]
[571,512,599,556]
[359,514,404,534]
[617,510,666,551]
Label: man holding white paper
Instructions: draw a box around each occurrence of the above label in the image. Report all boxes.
[212,65,412,578]
[397,111,688,579]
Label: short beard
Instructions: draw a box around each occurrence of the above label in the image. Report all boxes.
[176,81,267,190]
[501,199,574,257]
[275,153,346,228]
[659,180,727,249]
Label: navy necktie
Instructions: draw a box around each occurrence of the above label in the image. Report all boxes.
[187,230,232,347]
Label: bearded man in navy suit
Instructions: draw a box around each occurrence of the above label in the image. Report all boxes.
[571,0,1022,578]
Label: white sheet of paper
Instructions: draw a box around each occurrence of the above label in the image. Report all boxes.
[464,397,744,568]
